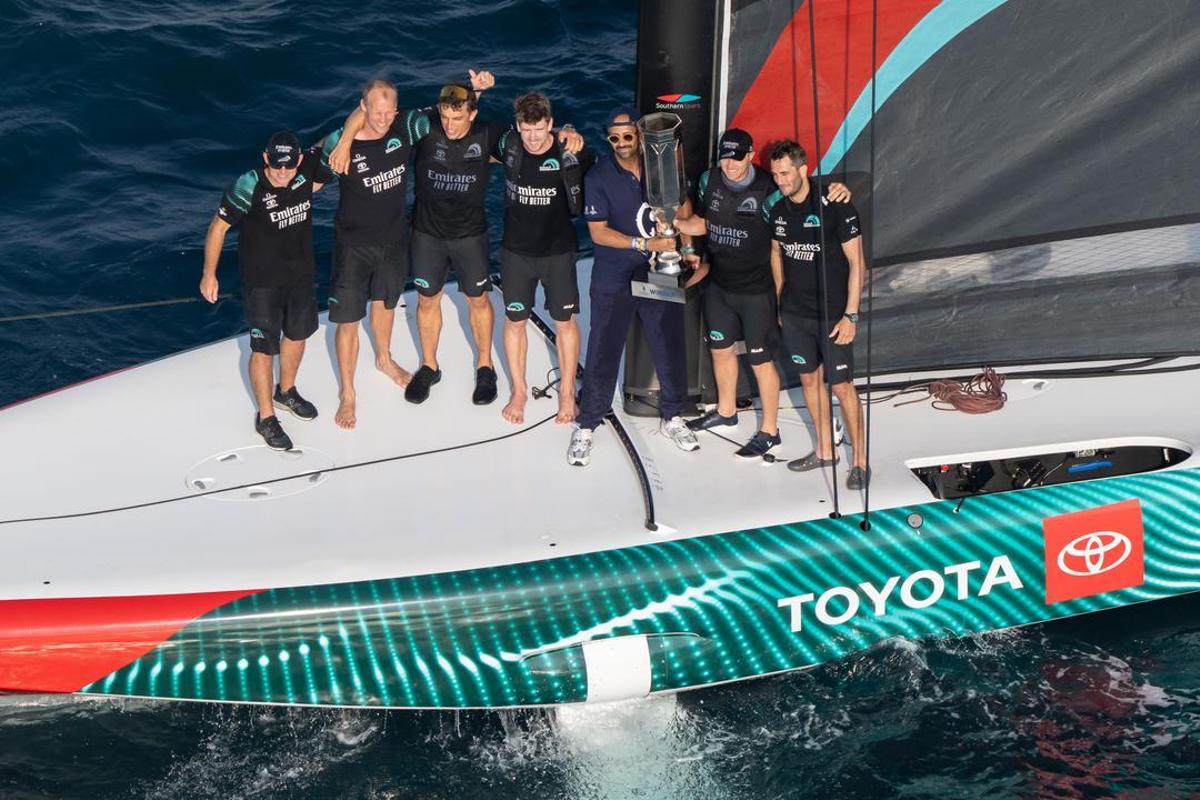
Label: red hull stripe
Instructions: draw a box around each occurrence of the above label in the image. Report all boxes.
[730,0,938,168]
[0,589,258,693]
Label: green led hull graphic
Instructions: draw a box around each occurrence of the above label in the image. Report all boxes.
[83,468,1200,708]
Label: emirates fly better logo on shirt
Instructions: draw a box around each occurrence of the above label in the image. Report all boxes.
[1041,499,1145,604]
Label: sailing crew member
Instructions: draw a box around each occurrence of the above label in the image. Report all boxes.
[498,91,596,426]
[767,140,869,489]
[674,129,785,458]
[328,74,583,409]
[404,81,510,406]
[200,131,332,450]
[321,71,492,429]
[568,107,703,467]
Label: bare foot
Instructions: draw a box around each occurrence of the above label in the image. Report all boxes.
[376,357,411,388]
[335,395,356,430]
[555,393,577,425]
[502,391,527,425]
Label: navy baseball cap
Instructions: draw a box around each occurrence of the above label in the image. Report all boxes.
[718,128,753,160]
[265,131,301,168]
[605,106,639,129]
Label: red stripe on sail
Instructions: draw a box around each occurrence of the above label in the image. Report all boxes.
[729,0,938,168]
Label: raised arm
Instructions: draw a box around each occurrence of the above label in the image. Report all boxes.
[468,68,495,95]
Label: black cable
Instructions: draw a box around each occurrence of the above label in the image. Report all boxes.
[521,306,658,532]
[0,294,234,324]
[0,413,559,527]
[807,0,841,518]
[861,0,878,532]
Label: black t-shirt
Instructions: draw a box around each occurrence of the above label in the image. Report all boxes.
[767,187,862,317]
[412,116,508,239]
[695,167,776,294]
[320,109,432,245]
[501,136,597,257]
[217,148,333,288]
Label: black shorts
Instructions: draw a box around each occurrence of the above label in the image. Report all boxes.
[702,284,778,365]
[328,240,409,323]
[242,277,318,356]
[499,249,579,322]
[780,309,854,384]
[410,230,492,297]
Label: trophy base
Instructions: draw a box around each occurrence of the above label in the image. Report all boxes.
[631,267,693,304]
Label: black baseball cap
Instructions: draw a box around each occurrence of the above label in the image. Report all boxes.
[718,128,753,160]
[605,106,639,129]
[265,131,301,168]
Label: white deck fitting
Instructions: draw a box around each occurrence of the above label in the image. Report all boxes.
[1,260,1197,601]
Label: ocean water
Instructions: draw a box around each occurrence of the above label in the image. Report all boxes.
[1,1,1199,798]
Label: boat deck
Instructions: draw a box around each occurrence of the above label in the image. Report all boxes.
[2,260,1197,601]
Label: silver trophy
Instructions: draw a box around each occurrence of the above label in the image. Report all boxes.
[637,112,688,277]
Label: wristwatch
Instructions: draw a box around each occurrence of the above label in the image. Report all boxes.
[843,312,860,323]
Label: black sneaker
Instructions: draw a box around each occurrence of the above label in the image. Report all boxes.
[734,430,781,459]
[405,365,442,404]
[255,413,293,451]
[686,410,738,432]
[473,365,498,405]
[273,385,317,421]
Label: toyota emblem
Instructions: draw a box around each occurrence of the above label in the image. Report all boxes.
[1056,531,1132,577]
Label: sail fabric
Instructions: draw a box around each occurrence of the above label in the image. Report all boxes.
[722,0,1200,371]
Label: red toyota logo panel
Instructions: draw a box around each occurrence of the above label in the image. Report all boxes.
[1042,499,1145,604]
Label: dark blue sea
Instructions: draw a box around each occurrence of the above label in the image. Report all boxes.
[1,2,1199,798]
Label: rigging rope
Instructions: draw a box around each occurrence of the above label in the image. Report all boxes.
[806,0,842,518]
[893,367,1008,414]
[0,294,232,323]
[862,0,878,531]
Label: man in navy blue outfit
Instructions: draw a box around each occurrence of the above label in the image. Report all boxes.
[568,108,705,467]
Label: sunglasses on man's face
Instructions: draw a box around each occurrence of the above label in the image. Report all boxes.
[607,132,637,144]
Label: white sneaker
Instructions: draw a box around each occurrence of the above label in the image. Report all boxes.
[834,417,848,447]
[567,426,593,466]
[661,415,700,452]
